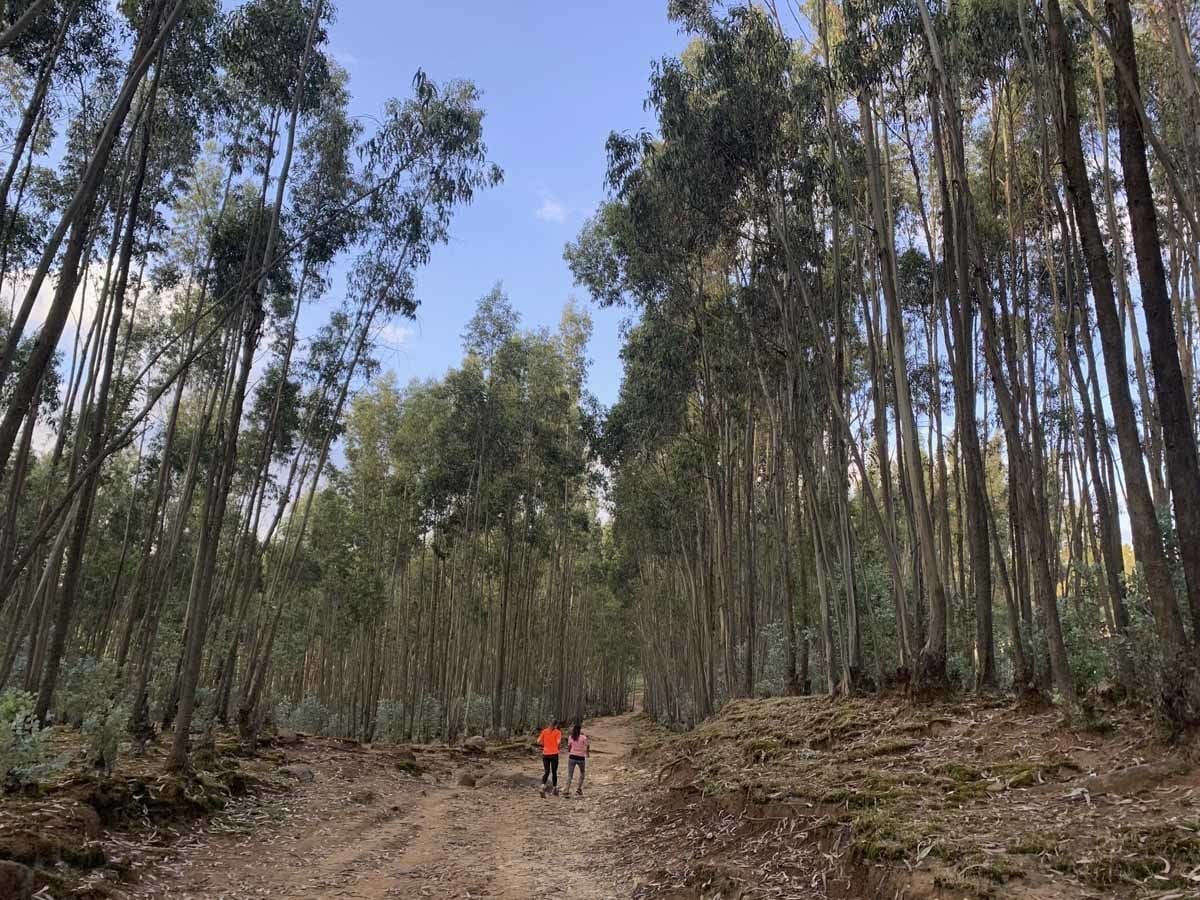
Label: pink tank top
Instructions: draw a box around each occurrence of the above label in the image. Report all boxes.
[567,734,589,757]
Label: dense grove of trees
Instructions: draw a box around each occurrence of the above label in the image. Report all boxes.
[0,0,630,770]
[5,0,1200,777]
[569,0,1200,727]
[271,292,630,741]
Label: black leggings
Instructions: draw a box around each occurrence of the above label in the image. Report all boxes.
[542,754,558,786]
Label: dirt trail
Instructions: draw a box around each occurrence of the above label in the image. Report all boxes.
[131,715,643,899]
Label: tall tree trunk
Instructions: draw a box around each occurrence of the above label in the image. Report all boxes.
[1047,0,1197,722]
[1105,0,1200,638]
[859,93,949,695]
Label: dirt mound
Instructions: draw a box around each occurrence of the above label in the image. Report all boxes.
[619,696,1200,898]
[0,727,450,898]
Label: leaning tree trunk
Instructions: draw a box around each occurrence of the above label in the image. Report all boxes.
[0,0,185,425]
[1105,0,1200,640]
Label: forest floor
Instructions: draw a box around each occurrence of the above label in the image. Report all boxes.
[623,694,1200,899]
[4,697,1200,899]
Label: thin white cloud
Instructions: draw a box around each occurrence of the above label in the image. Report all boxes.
[330,47,359,68]
[535,189,567,225]
[379,323,413,348]
[31,417,57,455]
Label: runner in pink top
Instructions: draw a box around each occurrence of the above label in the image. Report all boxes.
[565,722,589,796]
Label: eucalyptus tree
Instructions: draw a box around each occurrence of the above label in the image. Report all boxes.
[571,0,1200,723]
[1046,0,1199,723]
[0,0,508,769]
[0,0,193,473]
[261,290,620,743]
[15,0,222,724]
[223,73,503,748]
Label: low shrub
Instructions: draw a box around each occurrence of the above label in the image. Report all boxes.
[0,690,64,786]
[82,701,128,776]
[286,696,330,735]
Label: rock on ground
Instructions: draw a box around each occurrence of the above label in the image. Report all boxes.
[0,860,35,899]
[278,765,315,783]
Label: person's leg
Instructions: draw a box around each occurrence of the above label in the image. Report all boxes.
[551,754,559,791]
[577,759,585,794]
[542,755,552,786]
[566,756,577,790]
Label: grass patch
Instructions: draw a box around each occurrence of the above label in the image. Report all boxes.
[1065,822,1200,888]
[1005,833,1059,855]
[848,810,953,864]
[743,737,782,763]
[838,737,922,762]
[935,761,982,783]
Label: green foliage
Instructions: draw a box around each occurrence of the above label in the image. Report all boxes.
[1116,583,1170,708]
[945,653,974,692]
[191,687,218,735]
[287,696,331,735]
[54,656,120,728]
[413,695,445,741]
[374,700,407,741]
[752,623,792,698]
[460,693,492,737]
[1058,601,1113,693]
[221,0,331,112]
[355,72,504,318]
[82,701,128,776]
[0,690,61,786]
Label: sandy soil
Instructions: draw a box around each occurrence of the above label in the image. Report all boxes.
[128,715,643,900]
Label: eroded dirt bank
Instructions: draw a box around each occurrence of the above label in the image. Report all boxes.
[621,695,1200,899]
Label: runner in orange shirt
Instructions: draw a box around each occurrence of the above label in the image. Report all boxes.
[536,720,562,796]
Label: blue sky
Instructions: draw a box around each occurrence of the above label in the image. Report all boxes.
[325,2,687,406]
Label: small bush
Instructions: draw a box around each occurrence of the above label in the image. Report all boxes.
[82,701,128,776]
[1059,601,1112,694]
[287,696,330,734]
[0,689,63,786]
[54,656,120,727]
[272,698,293,729]
[191,686,217,734]
[461,692,491,736]
[375,699,406,741]
[411,694,444,742]
[1121,601,1167,708]
[946,652,974,691]
[752,622,789,698]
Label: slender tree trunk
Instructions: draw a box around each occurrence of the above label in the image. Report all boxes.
[1105,0,1200,637]
[1047,0,1196,721]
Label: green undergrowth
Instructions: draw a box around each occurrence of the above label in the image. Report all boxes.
[645,694,1198,898]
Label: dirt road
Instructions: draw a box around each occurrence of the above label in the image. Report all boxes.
[131,715,643,899]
